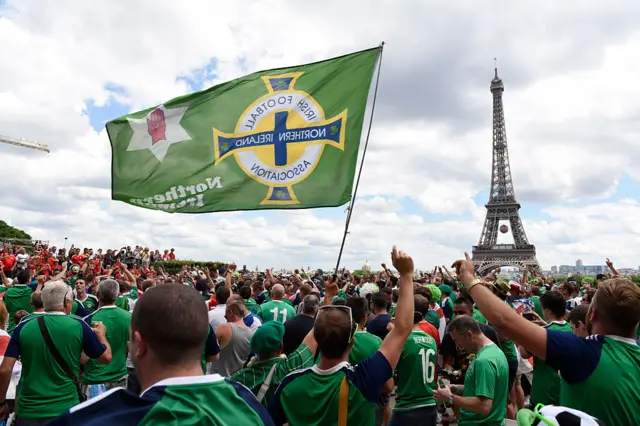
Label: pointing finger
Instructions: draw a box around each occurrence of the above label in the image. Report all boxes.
[464,252,471,261]
[391,245,398,259]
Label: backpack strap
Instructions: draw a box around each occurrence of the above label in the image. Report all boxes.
[255,363,278,403]
[37,316,85,402]
[338,375,349,426]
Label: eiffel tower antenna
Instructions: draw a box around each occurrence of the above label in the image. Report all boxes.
[471,63,542,275]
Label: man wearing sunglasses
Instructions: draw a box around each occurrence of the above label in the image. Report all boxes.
[269,246,415,426]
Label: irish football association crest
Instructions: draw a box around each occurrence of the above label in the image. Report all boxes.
[213,73,347,205]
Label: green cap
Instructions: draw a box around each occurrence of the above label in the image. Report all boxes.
[250,321,285,355]
[438,284,452,295]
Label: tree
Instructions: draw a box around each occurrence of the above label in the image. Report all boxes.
[0,221,32,240]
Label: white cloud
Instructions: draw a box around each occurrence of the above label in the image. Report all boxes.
[0,0,639,270]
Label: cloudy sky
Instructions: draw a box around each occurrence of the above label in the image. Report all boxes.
[1,0,639,271]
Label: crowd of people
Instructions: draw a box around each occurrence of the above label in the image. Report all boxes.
[0,240,637,425]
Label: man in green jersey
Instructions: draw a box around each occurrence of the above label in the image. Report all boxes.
[82,279,131,399]
[48,284,273,426]
[452,254,640,426]
[239,285,260,314]
[269,245,415,426]
[4,270,35,332]
[391,295,439,426]
[232,320,317,406]
[0,280,112,425]
[520,290,572,407]
[346,296,393,426]
[434,315,508,426]
[258,284,295,324]
[75,278,99,315]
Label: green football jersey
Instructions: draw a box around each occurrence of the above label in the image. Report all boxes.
[499,337,518,361]
[116,295,130,311]
[4,284,34,332]
[551,335,640,426]
[270,352,392,426]
[472,308,487,325]
[529,321,572,407]
[393,330,438,411]
[232,344,314,406]
[349,330,382,365]
[5,312,107,419]
[244,298,260,315]
[83,306,132,384]
[258,300,295,324]
[459,343,509,426]
[529,296,546,321]
[48,375,273,425]
[78,294,99,315]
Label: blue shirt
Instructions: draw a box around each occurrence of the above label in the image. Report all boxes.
[366,314,391,341]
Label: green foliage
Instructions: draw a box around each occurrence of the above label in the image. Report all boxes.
[153,260,225,275]
[0,221,32,240]
[352,269,380,279]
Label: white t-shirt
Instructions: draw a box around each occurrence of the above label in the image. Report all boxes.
[208,304,227,332]
[16,253,29,269]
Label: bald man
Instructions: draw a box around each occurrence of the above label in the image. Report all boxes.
[258,284,296,324]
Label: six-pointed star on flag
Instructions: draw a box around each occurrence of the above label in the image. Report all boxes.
[126,106,191,162]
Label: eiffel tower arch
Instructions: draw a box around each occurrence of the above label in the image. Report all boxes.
[472,66,542,276]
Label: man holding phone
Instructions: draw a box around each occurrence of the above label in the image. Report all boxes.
[519,291,571,408]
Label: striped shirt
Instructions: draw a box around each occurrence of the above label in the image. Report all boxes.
[231,344,314,406]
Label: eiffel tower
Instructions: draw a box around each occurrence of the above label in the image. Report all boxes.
[472,65,542,275]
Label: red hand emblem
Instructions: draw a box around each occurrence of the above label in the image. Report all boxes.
[147,108,167,144]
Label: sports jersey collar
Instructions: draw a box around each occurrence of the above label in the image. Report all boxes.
[12,284,27,287]
[311,361,349,375]
[42,311,66,315]
[548,320,567,325]
[140,374,226,396]
[99,305,118,309]
[605,335,638,346]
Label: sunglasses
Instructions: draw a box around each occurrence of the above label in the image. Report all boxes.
[316,305,359,343]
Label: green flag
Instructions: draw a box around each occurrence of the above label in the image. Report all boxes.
[107,47,381,213]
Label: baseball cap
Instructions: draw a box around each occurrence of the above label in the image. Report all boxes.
[250,321,285,355]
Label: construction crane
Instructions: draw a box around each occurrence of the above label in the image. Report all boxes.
[0,134,50,153]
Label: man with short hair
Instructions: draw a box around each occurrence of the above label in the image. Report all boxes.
[210,300,254,377]
[82,279,131,399]
[269,246,415,425]
[228,294,262,332]
[47,284,272,425]
[434,315,508,426]
[568,304,589,337]
[232,321,317,406]
[367,292,391,340]
[520,290,572,408]
[258,284,295,324]
[4,269,34,332]
[0,281,111,425]
[452,255,640,426]
[209,285,230,331]
[75,279,98,315]
[238,285,260,314]
[282,294,319,355]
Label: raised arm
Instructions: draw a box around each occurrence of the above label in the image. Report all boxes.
[452,254,548,360]
[378,246,414,370]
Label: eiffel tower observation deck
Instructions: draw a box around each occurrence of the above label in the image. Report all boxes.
[472,64,542,276]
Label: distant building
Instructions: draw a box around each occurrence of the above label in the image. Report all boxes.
[551,266,558,273]
[576,259,583,267]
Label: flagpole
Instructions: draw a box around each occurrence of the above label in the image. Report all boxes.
[334,42,385,273]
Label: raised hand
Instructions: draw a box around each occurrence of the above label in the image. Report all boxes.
[147,108,167,144]
[451,252,475,282]
[391,245,414,276]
